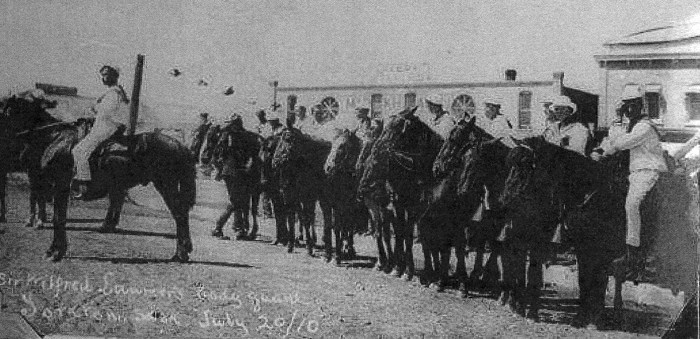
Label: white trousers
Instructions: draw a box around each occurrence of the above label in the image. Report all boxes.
[71,123,119,181]
[625,170,660,247]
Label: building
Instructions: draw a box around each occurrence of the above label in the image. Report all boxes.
[35,83,95,121]
[276,71,597,137]
[595,19,700,140]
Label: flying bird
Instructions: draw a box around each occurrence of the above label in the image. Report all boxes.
[197,79,209,87]
[169,68,182,77]
[223,86,235,96]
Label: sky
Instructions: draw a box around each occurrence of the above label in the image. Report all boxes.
[1,0,699,123]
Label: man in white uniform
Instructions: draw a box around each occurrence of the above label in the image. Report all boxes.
[477,99,513,140]
[542,95,591,156]
[595,93,667,278]
[72,65,129,199]
[425,99,455,140]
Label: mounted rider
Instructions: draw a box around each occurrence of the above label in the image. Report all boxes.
[425,98,455,140]
[476,98,513,141]
[542,95,592,156]
[71,65,129,200]
[594,88,667,279]
[353,107,372,140]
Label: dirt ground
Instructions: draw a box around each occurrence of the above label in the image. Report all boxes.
[0,178,687,338]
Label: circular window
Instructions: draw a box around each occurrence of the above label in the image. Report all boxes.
[319,96,339,122]
[451,94,475,120]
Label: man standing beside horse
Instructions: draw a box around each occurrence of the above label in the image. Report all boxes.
[212,113,261,241]
[72,65,129,200]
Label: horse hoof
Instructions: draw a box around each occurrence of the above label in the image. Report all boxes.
[248,233,258,240]
[45,250,65,262]
[98,225,117,233]
[0,215,6,223]
[170,253,189,263]
[374,264,384,272]
[390,269,401,277]
[25,220,33,228]
[287,247,294,254]
[401,273,413,282]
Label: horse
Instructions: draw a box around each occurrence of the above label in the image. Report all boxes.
[354,119,396,273]
[427,117,507,294]
[0,94,59,227]
[358,106,444,281]
[259,133,293,246]
[271,127,331,255]
[210,124,262,240]
[499,136,697,328]
[323,128,367,265]
[2,95,196,262]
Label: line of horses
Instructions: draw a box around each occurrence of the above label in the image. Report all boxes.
[2,95,695,331]
[201,105,695,330]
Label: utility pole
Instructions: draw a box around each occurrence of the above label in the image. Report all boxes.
[128,54,145,136]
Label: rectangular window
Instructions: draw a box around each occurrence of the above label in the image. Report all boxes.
[404,93,416,108]
[686,93,700,121]
[371,94,383,118]
[518,91,532,129]
[644,84,662,120]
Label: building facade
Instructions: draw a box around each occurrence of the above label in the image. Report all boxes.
[277,72,597,137]
[595,20,700,138]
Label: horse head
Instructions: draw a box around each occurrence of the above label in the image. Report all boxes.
[1,95,58,137]
[271,127,302,171]
[499,137,554,206]
[324,128,361,177]
[433,116,482,177]
[358,106,439,196]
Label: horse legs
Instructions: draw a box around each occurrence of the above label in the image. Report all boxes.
[437,247,451,292]
[269,192,288,245]
[154,180,192,262]
[100,190,126,233]
[322,206,333,262]
[455,238,469,298]
[248,191,260,239]
[391,208,407,278]
[0,172,6,223]
[301,200,317,256]
[46,178,70,262]
[214,204,234,238]
[525,249,545,321]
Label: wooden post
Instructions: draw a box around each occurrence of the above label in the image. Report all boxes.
[128,54,145,136]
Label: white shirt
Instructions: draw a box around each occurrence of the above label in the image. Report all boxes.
[93,85,128,128]
[603,119,667,172]
[542,121,590,156]
[476,114,513,140]
[432,113,456,140]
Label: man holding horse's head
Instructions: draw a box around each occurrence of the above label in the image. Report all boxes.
[596,89,667,279]
[72,65,129,200]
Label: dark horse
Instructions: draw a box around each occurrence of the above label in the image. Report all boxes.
[323,128,366,265]
[271,127,331,255]
[2,96,196,262]
[503,136,698,328]
[210,124,261,240]
[0,94,58,227]
[427,117,508,294]
[358,106,444,281]
[354,120,396,273]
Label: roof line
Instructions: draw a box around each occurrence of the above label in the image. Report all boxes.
[278,80,554,92]
[594,52,700,61]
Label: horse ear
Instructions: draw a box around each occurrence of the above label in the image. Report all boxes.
[468,116,476,126]
[410,105,419,115]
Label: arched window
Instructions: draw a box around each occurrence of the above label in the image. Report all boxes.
[451,94,475,120]
[518,91,532,129]
[371,94,383,118]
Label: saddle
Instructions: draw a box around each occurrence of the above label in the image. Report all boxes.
[86,125,148,188]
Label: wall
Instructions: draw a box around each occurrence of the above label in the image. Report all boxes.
[279,82,560,136]
[599,67,700,129]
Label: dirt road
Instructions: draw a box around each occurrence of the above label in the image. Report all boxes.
[0,180,684,338]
